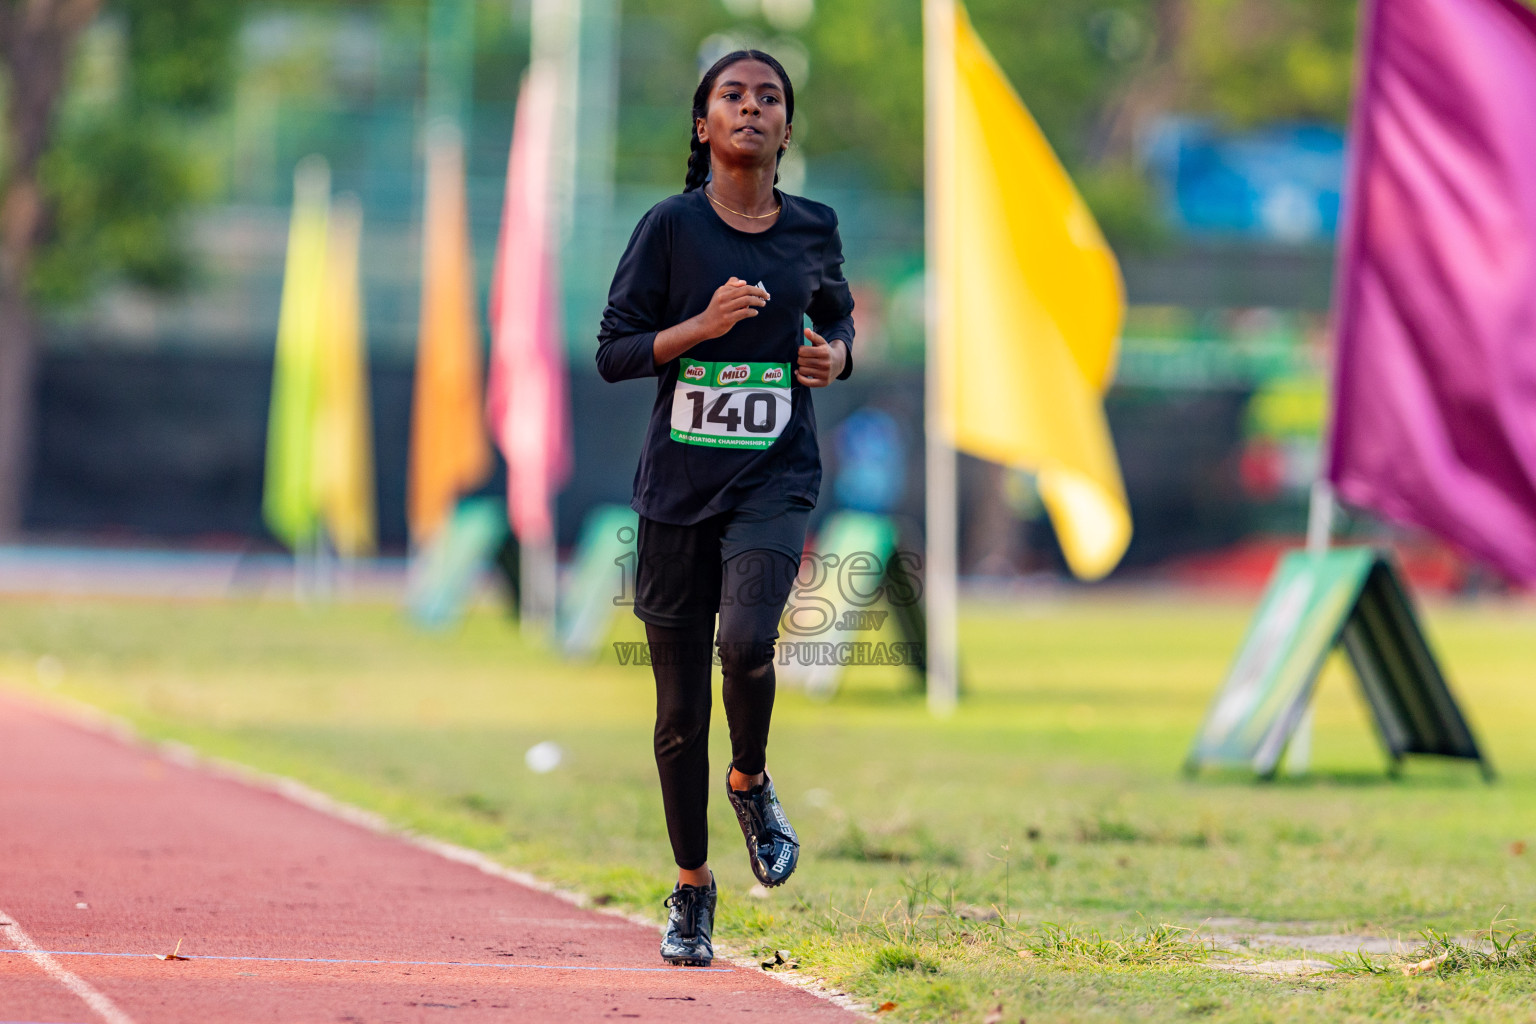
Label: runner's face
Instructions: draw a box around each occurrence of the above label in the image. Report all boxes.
[697,61,790,169]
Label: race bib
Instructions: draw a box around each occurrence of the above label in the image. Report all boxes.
[670,358,792,449]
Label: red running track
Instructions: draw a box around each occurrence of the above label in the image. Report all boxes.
[0,697,858,1023]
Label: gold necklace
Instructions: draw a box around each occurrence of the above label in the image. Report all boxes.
[705,186,781,220]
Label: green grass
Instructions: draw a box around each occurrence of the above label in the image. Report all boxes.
[5,592,1536,1022]
[1327,917,1536,977]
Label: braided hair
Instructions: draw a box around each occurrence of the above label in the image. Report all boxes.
[684,49,795,193]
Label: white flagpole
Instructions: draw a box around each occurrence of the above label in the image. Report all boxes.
[1280,479,1337,774]
[521,527,558,639]
[1306,479,1335,556]
[924,0,959,715]
[1290,471,1336,773]
[515,0,583,640]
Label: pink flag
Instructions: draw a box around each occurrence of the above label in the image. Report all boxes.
[487,66,572,545]
[1327,0,1536,583]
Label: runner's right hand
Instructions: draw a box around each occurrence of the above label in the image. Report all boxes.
[690,278,768,341]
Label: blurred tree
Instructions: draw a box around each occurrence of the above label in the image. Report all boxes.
[617,0,1360,241]
[1182,0,1357,127]
[1088,0,1357,244]
[0,0,239,538]
[0,0,104,539]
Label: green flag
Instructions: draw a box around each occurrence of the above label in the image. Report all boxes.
[263,157,331,549]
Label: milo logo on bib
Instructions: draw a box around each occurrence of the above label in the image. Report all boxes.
[761,367,785,384]
[683,363,707,381]
[717,364,751,385]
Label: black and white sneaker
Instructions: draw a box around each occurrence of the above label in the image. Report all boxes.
[725,765,800,887]
[659,876,716,967]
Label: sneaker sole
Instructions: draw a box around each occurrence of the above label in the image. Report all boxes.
[662,955,714,967]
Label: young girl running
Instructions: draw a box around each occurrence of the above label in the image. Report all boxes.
[596,49,855,967]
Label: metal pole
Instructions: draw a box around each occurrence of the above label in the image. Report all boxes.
[1306,478,1335,556]
[570,0,616,226]
[923,0,959,715]
[514,0,603,642]
[521,533,557,639]
[1291,477,1335,773]
[427,0,474,130]
[533,0,580,234]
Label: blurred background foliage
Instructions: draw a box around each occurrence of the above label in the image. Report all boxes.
[26,0,1364,308]
[614,0,1358,246]
[29,0,241,305]
[617,0,1358,185]
[33,115,200,302]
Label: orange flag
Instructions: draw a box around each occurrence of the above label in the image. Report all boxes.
[409,123,492,544]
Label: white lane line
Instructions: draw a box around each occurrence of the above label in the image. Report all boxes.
[0,910,135,1024]
[0,948,728,974]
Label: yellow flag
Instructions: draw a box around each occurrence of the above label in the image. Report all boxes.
[263,157,330,550]
[315,194,377,557]
[932,2,1131,580]
[409,124,492,544]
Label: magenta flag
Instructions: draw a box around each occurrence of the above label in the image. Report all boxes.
[1328,0,1536,583]
[486,65,572,545]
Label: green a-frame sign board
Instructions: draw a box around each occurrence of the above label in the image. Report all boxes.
[1186,547,1492,780]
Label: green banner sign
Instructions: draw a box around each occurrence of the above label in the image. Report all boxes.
[557,504,638,658]
[407,497,509,629]
[1186,547,1491,780]
[777,511,927,700]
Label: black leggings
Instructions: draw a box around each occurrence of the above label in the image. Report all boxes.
[641,547,800,871]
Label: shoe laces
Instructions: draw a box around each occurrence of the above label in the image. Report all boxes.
[665,885,702,940]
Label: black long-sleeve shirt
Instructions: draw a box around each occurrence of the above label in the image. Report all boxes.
[597,188,856,525]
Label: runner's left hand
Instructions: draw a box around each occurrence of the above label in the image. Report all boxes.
[795,329,845,388]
